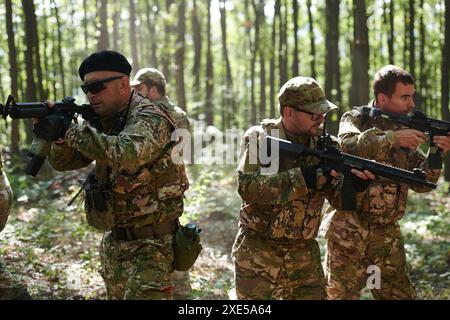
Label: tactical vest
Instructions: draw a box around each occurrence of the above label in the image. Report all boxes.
[350,106,411,225]
[85,96,189,230]
[238,119,326,242]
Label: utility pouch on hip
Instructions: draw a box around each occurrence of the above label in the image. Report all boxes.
[84,173,115,231]
[173,223,202,271]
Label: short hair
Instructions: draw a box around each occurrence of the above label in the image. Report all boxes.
[373,65,414,101]
[144,80,166,96]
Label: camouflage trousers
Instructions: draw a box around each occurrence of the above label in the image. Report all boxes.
[232,228,326,300]
[325,210,417,300]
[99,232,175,300]
[0,258,30,300]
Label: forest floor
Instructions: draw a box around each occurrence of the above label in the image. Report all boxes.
[1,163,449,300]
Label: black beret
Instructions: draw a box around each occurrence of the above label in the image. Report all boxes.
[78,50,132,80]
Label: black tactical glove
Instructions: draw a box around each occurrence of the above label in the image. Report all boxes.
[349,173,372,192]
[33,113,72,141]
[302,165,333,191]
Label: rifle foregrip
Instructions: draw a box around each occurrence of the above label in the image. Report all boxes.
[428,146,443,169]
[25,154,46,177]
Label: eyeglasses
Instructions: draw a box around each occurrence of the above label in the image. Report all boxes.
[80,76,124,94]
[292,107,324,121]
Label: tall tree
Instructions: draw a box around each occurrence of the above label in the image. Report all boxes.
[192,0,202,96]
[220,0,235,127]
[5,0,19,154]
[97,0,109,50]
[409,0,416,79]
[325,0,342,134]
[307,0,317,79]
[383,0,395,64]
[292,0,299,76]
[112,0,119,51]
[83,0,88,50]
[205,0,214,125]
[51,0,66,97]
[442,0,450,180]
[175,0,187,110]
[269,0,278,118]
[278,0,287,84]
[350,0,370,107]
[163,0,174,79]
[129,0,139,71]
[250,0,262,124]
[22,0,39,143]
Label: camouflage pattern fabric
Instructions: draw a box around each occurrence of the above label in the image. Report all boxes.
[0,150,30,300]
[232,118,339,300]
[48,93,189,299]
[324,104,440,300]
[0,152,13,232]
[152,96,190,131]
[99,233,175,300]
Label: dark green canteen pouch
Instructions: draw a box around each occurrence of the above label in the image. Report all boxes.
[173,223,202,271]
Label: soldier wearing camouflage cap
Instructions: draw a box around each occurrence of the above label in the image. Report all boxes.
[0,148,32,300]
[232,76,373,300]
[40,51,190,299]
[324,65,450,299]
[131,67,190,131]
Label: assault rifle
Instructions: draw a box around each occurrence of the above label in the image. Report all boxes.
[361,106,450,169]
[0,95,98,177]
[266,134,437,211]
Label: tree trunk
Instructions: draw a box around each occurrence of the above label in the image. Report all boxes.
[350,0,369,107]
[307,0,317,79]
[175,0,187,110]
[22,0,38,144]
[292,0,299,76]
[163,0,174,80]
[220,0,235,127]
[112,0,119,51]
[325,0,341,135]
[269,0,277,118]
[441,0,450,180]
[205,0,214,126]
[145,0,158,67]
[409,0,416,79]
[97,0,109,50]
[129,0,139,71]
[250,0,261,125]
[192,0,202,96]
[278,0,287,84]
[51,0,66,97]
[383,0,395,64]
[83,0,88,51]
[419,0,427,112]
[5,0,19,155]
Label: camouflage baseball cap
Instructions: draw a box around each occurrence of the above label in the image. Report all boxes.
[130,67,166,87]
[278,76,338,114]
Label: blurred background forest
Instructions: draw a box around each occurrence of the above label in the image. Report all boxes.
[0,0,449,299]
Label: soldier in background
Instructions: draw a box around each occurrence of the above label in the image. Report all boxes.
[324,65,450,299]
[130,67,190,131]
[232,77,374,300]
[0,148,31,300]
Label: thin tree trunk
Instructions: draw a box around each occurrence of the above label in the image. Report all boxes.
[145,0,158,67]
[129,0,139,71]
[409,0,416,79]
[22,0,38,143]
[112,1,119,51]
[83,0,88,51]
[97,0,109,50]
[307,0,317,78]
[419,0,426,111]
[251,0,261,125]
[175,0,186,110]
[442,0,450,181]
[292,0,299,76]
[278,0,287,84]
[350,0,370,107]
[205,0,214,126]
[5,0,19,155]
[192,0,202,95]
[51,0,66,96]
[270,0,278,118]
[163,0,174,79]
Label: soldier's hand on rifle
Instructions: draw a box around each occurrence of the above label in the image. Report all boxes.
[303,165,337,191]
[32,101,71,143]
[394,129,427,150]
[433,133,450,153]
[31,101,66,144]
[349,169,376,192]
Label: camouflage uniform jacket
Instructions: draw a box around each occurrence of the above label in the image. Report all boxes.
[337,103,441,225]
[151,96,190,131]
[48,94,189,229]
[237,118,340,242]
[0,150,13,232]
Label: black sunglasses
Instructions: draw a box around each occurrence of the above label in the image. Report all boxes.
[292,107,323,121]
[80,76,124,94]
